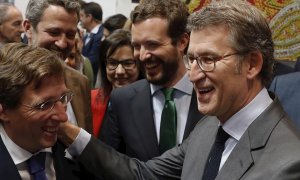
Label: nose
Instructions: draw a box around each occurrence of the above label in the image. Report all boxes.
[50,102,68,122]
[139,46,151,62]
[55,34,68,49]
[189,60,205,83]
[19,25,24,33]
[115,64,126,75]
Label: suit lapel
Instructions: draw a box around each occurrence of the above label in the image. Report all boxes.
[64,66,84,127]
[131,81,160,157]
[183,90,203,139]
[0,138,22,180]
[217,130,254,180]
[217,95,283,179]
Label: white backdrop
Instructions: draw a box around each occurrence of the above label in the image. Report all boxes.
[14,0,138,21]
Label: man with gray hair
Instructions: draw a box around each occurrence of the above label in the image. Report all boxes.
[23,0,93,133]
[59,0,300,179]
[0,3,24,48]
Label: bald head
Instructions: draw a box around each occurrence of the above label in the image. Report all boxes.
[0,4,24,44]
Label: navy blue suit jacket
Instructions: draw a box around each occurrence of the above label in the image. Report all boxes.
[269,72,300,128]
[99,79,204,161]
[0,138,96,180]
[82,25,104,80]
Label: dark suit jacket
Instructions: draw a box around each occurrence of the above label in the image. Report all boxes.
[78,93,300,180]
[82,25,104,79]
[0,139,96,180]
[294,58,300,71]
[100,79,203,161]
[65,65,93,133]
[269,72,300,128]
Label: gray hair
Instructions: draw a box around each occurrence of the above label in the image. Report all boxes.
[0,3,14,24]
[188,0,274,85]
[25,0,80,29]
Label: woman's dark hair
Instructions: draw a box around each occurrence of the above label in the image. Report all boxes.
[97,29,143,102]
[103,14,128,34]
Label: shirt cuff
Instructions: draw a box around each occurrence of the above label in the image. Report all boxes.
[66,128,91,157]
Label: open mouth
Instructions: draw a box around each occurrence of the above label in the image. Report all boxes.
[42,126,58,134]
[144,61,160,69]
[198,87,214,94]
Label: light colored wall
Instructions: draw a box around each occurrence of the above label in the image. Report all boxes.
[14,0,137,21]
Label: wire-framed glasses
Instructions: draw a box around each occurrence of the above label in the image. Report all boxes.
[106,59,137,70]
[183,52,241,72]
[23,91,74,112]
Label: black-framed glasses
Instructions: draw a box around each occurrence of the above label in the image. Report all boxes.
[106,59,137,70]
[23,91,74,112]
[183,52,241,72]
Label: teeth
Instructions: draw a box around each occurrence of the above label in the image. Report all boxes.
[44,127,58,133]
[144,61,159,68]
[199,87,213,94]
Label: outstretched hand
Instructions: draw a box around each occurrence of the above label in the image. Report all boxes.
[58,121,81,147]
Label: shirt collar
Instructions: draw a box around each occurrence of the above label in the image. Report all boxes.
[150,73,193,96]
[222,88,273,141]
[90,24,101,34]
[0,124,52,165]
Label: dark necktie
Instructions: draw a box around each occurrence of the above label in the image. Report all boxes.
[27,152,47,180]
[159,88,177,154]
[202,126,230,180]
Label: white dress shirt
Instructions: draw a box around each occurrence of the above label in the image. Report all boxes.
[219,88,273,170]
[84,24,101,45]
[0,124,55,180]
[151,73,193,144]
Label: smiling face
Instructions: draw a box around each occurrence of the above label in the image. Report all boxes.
[1,76,68,153]
[106,45,139,88]
[188,25,262,122]
[0,6,24,43]
[131,17,187,87]
[25,5,78,60]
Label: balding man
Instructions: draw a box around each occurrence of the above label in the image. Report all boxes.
[0,3,24,48]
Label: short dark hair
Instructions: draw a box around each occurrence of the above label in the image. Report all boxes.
[103,14,128,34]
[81,2,102,22]
[25,0,81,29]
[0,43,65,110]
[131,0,189,44]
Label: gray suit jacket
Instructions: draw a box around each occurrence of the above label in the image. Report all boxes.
[99,79,203,161]
[78,94,300,180]
[269,72,300,128]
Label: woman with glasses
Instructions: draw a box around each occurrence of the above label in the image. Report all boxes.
[92,29,143,137]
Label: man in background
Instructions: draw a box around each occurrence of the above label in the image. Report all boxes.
[0,43,95,179]
[99,0,203,161]
[59,0,300,179]
[23,0,93,133]
[80,2,104,83]
[0,3,24,48]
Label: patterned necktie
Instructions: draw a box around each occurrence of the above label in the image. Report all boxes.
[27,152,47,180]
[159,88,177,154]
[202,126,230,180]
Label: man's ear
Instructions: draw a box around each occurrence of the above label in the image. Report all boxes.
[23,19,32,41]
[178,32,189,53]
[246,51,263,80]
[0,104,9,122]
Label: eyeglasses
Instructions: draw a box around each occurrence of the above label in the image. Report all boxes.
[106,59,137,70]
[183,52,241,72]
[23,92,74,112]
